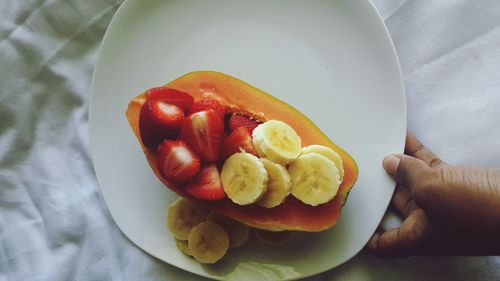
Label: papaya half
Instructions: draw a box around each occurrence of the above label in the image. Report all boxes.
[126,71,358,232]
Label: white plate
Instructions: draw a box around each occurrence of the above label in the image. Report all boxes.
[90,0,406,280]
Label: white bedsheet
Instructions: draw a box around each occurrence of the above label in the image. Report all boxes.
[1,0,499,280]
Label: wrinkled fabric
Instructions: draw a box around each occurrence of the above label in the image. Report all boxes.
[0,0,499,280]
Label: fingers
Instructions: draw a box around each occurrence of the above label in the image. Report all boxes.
[391,185,419,218]
[366,209,431,258]
[370,132,444,258]
[383,154,432,192]
[405,132,443,167]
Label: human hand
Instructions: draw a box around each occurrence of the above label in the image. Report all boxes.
[366,132,500,258]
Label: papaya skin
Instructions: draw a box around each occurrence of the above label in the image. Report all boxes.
[126,71,358,232]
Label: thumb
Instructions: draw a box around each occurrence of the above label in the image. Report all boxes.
[383,154,433,193]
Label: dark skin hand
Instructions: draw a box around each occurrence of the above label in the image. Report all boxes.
[366,132,500,258]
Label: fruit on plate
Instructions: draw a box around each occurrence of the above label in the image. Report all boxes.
[157,140,200,182]
[139,87,194,148]
[220,152,269,205]
[126,71,358,231]
[222,126,257,159]
[139,98,184,148]
[189,99,226,118]
[288,153,341,206]
[175,239,193,256]
[256,158,291,208]
[207,211,250,248]
[166,200,248,262]
[145,87,195,111]
[180,109,224,162]
[166,198,208,240]
[228,114,259,132]
[188,221,230,264]
[301,144,345,182]
[185,164,225,200]
[252,120,301,165]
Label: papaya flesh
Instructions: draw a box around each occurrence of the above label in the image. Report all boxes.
[126,71,358,232]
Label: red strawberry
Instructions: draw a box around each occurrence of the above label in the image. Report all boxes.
[145,87,194,111]
[180,109,224,162]
[189,99,225,117]
[185,164,225,200]
[139,99,184,148]
[157,140,200,182]
[222,126,257,159]
[228,115,259,132]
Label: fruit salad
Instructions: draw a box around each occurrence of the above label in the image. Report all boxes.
[126,71,358,263]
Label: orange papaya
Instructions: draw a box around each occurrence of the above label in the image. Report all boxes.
[126,71,358,231]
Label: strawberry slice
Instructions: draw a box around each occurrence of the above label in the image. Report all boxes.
[180,109,224,162]
[157,140,200,182]
[185,164,225,200]
[139,99,184,148]
[145,87,194,111]
[228,115,259,132]
[222,126,257,159]
[189,99,225,117]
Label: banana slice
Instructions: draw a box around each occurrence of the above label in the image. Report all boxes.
[253,229,293,246]
[252,124,267,157]
[256,158,291,208]
[175,239,193,256]
[302,144,344,182]
[207,212,250,247]
[188,221,229,264]
[167,198,208,240]
[252,120,301,165]
[220,152,268,205]
[288,153,340,206]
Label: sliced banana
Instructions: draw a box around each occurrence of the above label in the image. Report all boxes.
[207,212,250,247]
[175,239,193,256]
[253,229,293,246]
[167,198,208,240]
[220,152,268,205]
[256,158,291,208]
[252,124,267,157]
[302,144,344,182]
[288,153,340,206]
[252,120,301,165]
[188,221,229,264]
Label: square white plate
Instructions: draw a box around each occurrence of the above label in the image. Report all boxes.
[90,0,406,280]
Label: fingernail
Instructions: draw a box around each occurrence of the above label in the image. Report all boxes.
[383,155,400,174]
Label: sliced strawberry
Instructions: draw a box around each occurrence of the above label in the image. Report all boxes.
[222,126,257,159]
[185,164,225,200]
[157,140,200,182]
[189,99,225,117]
[145,87,194,111]
[139,99,184,148]
[228,114,259,132]
[180,109,224,162]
